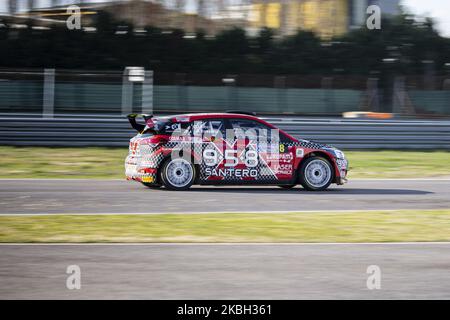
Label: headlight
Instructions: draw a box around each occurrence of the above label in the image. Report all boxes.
[334,150,345,159]
[324,148,345,159]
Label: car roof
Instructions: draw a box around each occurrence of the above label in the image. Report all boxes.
[153,113,299,142]
[161,113,261,122]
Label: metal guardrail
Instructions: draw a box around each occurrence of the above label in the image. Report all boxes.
[0,114,449,150]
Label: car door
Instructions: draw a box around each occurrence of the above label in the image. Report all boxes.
[226,118,296,183]
[192,118,228,182]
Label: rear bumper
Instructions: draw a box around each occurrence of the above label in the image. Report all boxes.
[125,156,158,184]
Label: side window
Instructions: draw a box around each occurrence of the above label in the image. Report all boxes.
[192,119,225,137]
[160,121,191,135]
[229,119,271,142]
[208,120,225,136]
[163,122,182,133]
[279,132,293,143]
[228,118,293,144]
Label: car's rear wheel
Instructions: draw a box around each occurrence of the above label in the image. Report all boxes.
[299,156,334,191]
[160,158,196,191]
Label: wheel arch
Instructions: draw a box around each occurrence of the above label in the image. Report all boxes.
[296,151,339,183]
[158,151,200,185]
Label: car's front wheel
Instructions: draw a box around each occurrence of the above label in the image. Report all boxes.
[160,158,196,191]
[299,156,334,191]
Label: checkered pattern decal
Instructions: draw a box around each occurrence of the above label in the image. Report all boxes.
[125,131,336,185]
[125,137,165,183]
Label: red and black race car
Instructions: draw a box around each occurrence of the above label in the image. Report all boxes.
[125,112,348,191]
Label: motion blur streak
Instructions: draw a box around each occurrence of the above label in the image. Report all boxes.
[0,179,449,214]
[1,244,449,299]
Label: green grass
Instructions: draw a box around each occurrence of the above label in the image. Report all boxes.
[346,150,450,179]
[0,146,128,179]
[0,210,449,243]
[0,146,449,179]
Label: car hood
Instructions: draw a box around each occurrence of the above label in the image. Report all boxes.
[296,138,333,150]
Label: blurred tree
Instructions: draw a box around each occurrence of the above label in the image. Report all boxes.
[214,27,249,56]
[256,27,274,53]
[0,10,449,76]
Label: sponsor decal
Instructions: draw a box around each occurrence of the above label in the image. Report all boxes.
[203,149,258,168]
[266,152,293,162]
[205,168,258,178]
[273,164,293,175]
[142,176,154,183]
[296,148,304,158]
[169,135,189,141]
[165,123,181,131]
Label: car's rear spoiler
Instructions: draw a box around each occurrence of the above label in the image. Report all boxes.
[127,114,153,132]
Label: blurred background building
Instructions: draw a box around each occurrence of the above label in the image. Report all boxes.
[2,0,400,37]
[247,0,399,38]
[0,0,448,118]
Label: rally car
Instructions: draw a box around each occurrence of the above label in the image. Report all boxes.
[125,112,348,191]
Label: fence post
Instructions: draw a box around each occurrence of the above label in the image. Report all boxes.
[274,76,286,113]
[423,60,435,91]
[223,75,237,110]
[322,77,334,114]
[121,67,134,115]
[142,70,154,115]
[444,79,450,116]
[176,73,187,112]
[393,76,415,115]
[42,68,55,118]
[392,77,404,114]
[367,78,380,112]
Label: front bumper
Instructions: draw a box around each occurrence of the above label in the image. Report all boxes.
[335,158,349,185]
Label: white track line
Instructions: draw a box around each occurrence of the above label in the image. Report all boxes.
[0,242,449,246]
[1,209,442,216]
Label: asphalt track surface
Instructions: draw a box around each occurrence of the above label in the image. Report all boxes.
[1,180,450,300]
[0,179,449,214]
[1,243,449,299]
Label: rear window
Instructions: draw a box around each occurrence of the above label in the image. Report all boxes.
[142,119,190,135]
[192,119,225,137]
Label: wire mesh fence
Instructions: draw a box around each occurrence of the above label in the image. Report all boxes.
[0,68,449,116]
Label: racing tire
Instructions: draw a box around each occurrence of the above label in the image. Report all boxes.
[160,158,196,191]
[299,156,334,191]
[278,185,296,189]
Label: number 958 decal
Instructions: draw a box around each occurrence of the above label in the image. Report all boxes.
[203,149,258,168]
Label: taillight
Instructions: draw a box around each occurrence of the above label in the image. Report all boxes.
[129,141,139,155]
